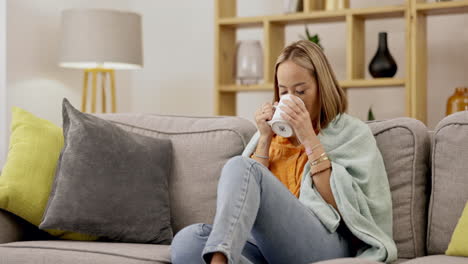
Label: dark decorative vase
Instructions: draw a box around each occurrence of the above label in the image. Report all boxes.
[368,32,397,78]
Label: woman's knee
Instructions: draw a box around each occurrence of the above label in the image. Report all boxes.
[221,156,263,183]
[171,223,212,264]
[222,156,257,178]
[224,156,251,169]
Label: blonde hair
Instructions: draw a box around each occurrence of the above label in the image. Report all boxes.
[273,40,347,131]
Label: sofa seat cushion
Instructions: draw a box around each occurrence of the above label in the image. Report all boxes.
[304,257,411,264]
[401,255,468,264]
[312,257,383,264]
[0,240,170,264]
[366,118,430,259]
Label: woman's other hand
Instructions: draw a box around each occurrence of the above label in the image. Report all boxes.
[254,102,276,140]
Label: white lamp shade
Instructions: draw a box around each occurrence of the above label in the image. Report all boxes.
[59,9,143,70]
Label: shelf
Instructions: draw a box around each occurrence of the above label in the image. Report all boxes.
[218,12,346,27]
[220,83,273,92]
[217,16,264,28]
[268,10,347,24]
[417,0,468,15]
[217,5,407,28]
[340,78,405,88]
[218,78,405,92]
[351,5,406,19]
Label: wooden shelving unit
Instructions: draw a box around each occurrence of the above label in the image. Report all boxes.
[214,0,468,123]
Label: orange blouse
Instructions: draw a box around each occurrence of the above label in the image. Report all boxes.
[268,135,309,198]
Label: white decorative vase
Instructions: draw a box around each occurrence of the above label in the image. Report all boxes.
[235,40,263,85]
[283,0,303,13]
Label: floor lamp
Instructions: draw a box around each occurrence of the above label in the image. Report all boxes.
[58,9,143,113]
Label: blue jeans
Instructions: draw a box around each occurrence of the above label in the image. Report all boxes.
[171,156,354,264]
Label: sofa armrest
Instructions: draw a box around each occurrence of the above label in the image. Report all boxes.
[0,209,52,243]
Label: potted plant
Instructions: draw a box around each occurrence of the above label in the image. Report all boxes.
[368,106,376,121]
[302,26,323,49]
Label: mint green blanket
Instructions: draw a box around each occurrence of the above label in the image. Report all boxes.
[242,113,397,263]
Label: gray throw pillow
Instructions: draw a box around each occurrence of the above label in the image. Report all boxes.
[39,98,173,244]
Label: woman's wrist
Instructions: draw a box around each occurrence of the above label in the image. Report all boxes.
[302,133,319,147]
[259,133,273,142]
[255,135,272,156]
[258,135,272,149]
[303,136,321,156]
[303,135,330,172]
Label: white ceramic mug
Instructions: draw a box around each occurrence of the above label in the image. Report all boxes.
[267,94,305,138]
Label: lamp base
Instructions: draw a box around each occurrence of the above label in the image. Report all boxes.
[82,68,116,113]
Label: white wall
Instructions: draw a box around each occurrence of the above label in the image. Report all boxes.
[128,0,214,115]
[0,0,6,168]
[6,0,133,128]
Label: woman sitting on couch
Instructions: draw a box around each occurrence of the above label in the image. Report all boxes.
[171,40,397,264]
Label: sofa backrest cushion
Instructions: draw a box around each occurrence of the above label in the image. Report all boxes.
[95,113,257,234]
[427,111,468,254]
[367,118,430,258]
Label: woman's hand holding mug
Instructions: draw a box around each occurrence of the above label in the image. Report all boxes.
[254,102,277,140]
[279,95,316,145]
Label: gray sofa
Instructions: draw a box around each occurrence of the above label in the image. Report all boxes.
[0,111,467,264]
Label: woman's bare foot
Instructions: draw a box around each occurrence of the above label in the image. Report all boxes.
[210,252,227,264]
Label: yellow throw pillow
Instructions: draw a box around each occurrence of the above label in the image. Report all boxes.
[0,107,96,241]
[446,201,468,257]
